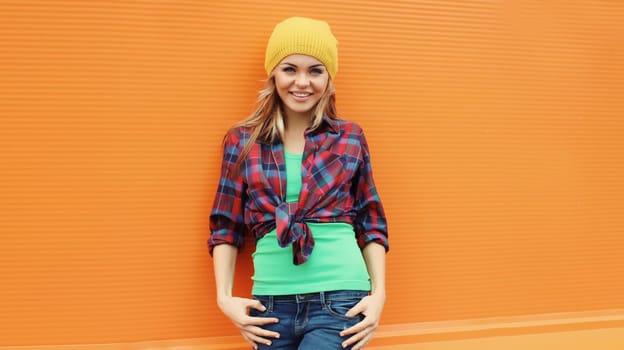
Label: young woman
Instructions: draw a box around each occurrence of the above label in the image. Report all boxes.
[208,17,389,350]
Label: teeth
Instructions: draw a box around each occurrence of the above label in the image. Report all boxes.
[293,92,310,97]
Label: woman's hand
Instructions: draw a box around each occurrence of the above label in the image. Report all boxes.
[339,292,386,349]
[218,295,280,350]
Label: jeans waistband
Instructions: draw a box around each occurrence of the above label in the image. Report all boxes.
[253,290,369,304]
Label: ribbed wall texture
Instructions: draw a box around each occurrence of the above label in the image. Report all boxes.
[1,0,623,346]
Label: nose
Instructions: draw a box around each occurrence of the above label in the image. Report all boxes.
[294,72,309,88]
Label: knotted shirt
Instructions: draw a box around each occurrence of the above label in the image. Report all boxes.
[208,117,388,265]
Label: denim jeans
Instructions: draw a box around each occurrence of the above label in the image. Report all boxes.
[249,290,368,350]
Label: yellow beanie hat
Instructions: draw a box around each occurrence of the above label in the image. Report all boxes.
[265,17,338,79]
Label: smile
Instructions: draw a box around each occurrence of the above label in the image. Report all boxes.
[290,92,312,97]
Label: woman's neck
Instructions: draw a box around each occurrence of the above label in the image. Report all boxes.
[282,111,311,154]
[284,110,311,133]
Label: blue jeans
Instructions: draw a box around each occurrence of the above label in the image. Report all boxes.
[249,290,368,350]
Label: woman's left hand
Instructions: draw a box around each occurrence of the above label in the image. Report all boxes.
[339,292,386,349]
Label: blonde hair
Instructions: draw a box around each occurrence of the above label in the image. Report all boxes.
[228,75,338,172]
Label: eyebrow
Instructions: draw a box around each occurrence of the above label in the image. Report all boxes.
[281,62,325,69]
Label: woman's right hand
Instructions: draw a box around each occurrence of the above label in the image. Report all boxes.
[218,295,280,349]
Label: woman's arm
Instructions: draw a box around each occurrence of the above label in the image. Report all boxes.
[213,244,280,350]
[340,127,389,349]
[351,128,389,253]
[363,242,387,296]
[213,244,237,301]
[210,131,279,348]
[340,242,386,349]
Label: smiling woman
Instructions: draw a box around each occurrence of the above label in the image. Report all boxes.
[208,16,389,350]
[2,1,623,348]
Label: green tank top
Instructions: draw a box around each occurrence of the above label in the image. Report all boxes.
[251,150,371,295]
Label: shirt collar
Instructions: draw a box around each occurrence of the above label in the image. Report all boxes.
[311,115,340,135]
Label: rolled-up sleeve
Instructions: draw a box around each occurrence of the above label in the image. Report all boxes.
[208,131,247,255]
[351,130,389,252]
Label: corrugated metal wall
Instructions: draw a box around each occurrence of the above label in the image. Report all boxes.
[1,0,623,346]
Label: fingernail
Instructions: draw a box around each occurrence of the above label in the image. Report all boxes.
[275,333,280,338]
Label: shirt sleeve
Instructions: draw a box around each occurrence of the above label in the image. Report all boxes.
[207,130,248,255]
[351,130,390,252]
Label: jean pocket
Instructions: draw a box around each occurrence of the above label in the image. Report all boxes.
[249,297,268,317]
[249,308,264,317]
[324,297,364,321]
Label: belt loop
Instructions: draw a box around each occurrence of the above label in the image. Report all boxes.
[268,296,274,313]
[319,291,326,310]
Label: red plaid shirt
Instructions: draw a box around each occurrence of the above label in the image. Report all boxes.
[208,116,389,265]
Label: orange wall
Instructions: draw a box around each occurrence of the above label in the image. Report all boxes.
[1,0,623,346]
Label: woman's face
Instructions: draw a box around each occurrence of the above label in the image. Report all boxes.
[273,54,329,118]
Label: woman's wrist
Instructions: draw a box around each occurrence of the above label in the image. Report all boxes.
[217,293,233,308]
[370,288,386,299]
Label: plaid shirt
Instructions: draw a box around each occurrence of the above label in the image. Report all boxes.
[208,116,388,265]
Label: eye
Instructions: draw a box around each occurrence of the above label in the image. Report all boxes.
[282,67,296,73]
[310,68,324,75]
